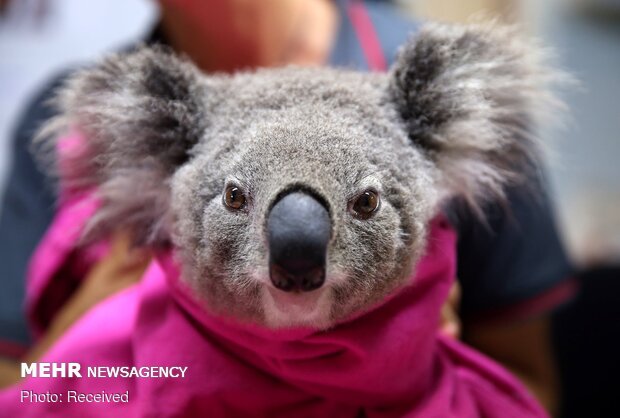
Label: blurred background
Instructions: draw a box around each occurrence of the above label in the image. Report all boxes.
[1,0,618,266]
[406,0,620,269]
[0,0,618,416]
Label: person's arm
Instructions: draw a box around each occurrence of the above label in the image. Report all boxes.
[439,279,566,415]
[464,316,559,415]
[439,282,561,413]
[447,178,575,416]
[0,232,149,388]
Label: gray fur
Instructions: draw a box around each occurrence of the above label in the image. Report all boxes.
[389,23,565,212]
[40,23,564,329]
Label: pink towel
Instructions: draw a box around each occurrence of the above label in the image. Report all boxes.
[0,136,548,417]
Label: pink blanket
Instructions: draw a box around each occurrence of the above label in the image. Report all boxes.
[0,170,547,418]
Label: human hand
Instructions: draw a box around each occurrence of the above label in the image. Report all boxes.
[439,281,461,339]
[23,231,151,363]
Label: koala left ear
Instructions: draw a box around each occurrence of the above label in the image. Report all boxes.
[388,22,565,212]
[40,46,208,245]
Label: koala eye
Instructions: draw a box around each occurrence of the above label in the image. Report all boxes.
[350,190,380,219]
[223,185,246,210]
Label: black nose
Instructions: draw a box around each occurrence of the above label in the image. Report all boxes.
[267,191,331,292]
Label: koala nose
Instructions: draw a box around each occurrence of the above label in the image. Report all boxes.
[267,191,331,292]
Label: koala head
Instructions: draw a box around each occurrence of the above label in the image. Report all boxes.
[45,23,560,329]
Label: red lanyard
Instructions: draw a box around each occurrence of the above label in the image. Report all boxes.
[346,0,388,71]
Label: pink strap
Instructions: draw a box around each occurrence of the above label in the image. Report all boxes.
[346,0,388,72]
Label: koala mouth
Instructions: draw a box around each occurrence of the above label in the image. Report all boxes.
[263,286,332,329]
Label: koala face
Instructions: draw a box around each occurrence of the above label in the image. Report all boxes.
[48,23,560,329]
[169,68,436,328]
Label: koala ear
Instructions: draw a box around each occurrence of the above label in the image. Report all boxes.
[42,46,207,245]
[389,22,564,213]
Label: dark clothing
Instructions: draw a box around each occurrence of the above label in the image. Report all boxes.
[454,187,574,315]
[0,73,68,344]
[553,265,620,418]
[0,0,572,347]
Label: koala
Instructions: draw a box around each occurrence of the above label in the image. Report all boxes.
[42,22,560,331]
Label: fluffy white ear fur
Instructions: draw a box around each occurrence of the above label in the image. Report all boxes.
[389,22,568,215]
[36,22,568,246]
[37,46,207,245]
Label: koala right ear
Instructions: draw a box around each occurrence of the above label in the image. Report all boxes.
[388,22,566,216]
[40,46,208,245]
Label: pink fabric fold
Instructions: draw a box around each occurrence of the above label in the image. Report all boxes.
[0,135,548,417]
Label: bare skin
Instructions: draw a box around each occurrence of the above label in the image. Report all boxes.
[0,232,150,388]
[158,0,338,71]
[1,1,559,414]
[463,316,560,416]
[439,282,559,414]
